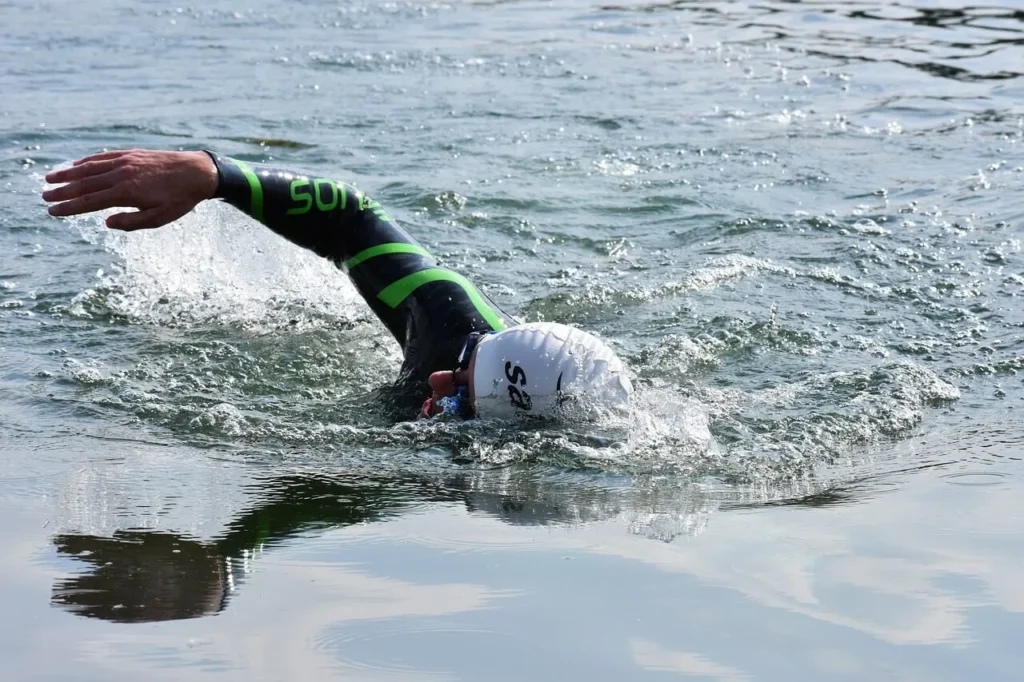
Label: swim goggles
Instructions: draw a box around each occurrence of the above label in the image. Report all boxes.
[439,331,498,418]
[454,330,495,372]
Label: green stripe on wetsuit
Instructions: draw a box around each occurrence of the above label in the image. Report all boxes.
[231,160,264,222]
[378,269,507,331]
[347,244,507,331]
[344,243,434,269]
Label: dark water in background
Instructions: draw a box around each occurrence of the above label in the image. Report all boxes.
[2,0,1024,679]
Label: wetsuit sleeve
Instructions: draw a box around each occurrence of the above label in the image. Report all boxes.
[205,151,395,264]
[203,151,516,394]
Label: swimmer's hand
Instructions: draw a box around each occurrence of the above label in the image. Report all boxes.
[42,149,218,231]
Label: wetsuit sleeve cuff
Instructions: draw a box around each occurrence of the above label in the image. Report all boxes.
[202,150,253,209]
[201,151,222,196]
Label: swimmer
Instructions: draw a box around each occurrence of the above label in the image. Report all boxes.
[42,149,632,421]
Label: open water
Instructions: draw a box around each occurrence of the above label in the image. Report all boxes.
[2,0,1024,680]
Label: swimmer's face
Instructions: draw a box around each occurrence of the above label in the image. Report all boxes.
[421,346,479,418]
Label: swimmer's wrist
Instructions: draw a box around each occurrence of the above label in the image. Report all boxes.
[200,150,224,199]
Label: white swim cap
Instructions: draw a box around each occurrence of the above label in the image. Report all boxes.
[471,322,632,420]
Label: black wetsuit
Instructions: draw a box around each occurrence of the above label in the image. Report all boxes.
[207,153,517,408]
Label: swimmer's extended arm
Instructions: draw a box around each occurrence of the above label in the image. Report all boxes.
[43,149,404,265]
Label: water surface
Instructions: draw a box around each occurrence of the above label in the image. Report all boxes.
[2,0,1023,679]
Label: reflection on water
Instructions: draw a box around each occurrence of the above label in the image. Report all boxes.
[52,531,232,623]
[40,441,1024,680]
[50,463,860,623]
[48,468,617,623]
[51,471,456,622]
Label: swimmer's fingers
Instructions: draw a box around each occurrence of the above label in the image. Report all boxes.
[46,187,134,218]
[42,168,121,203]
[45,158,122,185]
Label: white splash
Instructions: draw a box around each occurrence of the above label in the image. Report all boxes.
[61,199,368,330]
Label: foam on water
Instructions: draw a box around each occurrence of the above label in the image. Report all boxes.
[55,196,370,331]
